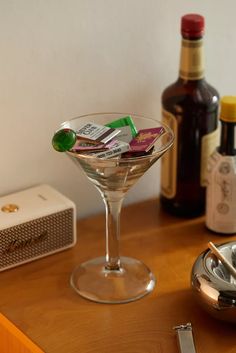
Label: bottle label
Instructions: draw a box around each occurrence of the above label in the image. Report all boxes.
[201,128,220,186]
[179,39,204,80]
[206,152,236,233]
[161,109,177,198]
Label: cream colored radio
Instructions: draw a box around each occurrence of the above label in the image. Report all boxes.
[0,184,76,271]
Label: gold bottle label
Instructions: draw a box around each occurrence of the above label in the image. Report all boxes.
[161,109,177,198]
[201,128,220,186]
[179,39,204,80]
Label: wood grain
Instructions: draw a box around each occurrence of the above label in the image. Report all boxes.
[0,199,236,353]
[0,313,44,353]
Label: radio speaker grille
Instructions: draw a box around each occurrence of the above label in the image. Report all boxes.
[0,208,75,271]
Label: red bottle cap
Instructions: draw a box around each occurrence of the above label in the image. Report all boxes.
[181,14,205,38]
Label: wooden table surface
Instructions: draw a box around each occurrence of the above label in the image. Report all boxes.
[1,199,236,353]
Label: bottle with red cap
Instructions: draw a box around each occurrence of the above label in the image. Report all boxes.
[160,13,220,217]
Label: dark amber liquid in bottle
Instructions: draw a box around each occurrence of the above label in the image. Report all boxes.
[218,121,236,156]
[160,33,219,217]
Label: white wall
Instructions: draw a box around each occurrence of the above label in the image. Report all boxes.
[0,0,235,219]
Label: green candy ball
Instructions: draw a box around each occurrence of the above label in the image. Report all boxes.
[52,128,77,152]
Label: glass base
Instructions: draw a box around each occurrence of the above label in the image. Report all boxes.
[70,256,156,304]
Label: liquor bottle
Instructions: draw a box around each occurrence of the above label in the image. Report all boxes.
[160,13,220,217]
[206,96,236,234]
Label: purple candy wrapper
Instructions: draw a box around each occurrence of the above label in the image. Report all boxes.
[129,127,165,152]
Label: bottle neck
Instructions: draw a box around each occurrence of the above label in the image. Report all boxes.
[219,120,236,156]
[179,36,205,80]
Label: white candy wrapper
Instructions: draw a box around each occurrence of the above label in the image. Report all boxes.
[76,122,120,144]
[92,141,130,159]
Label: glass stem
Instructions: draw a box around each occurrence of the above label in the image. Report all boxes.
[102,193,124,271]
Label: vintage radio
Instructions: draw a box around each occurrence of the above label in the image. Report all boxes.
[0,184,76,271]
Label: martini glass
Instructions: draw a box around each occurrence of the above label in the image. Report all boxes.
[58,113,174,303]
